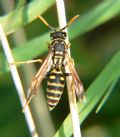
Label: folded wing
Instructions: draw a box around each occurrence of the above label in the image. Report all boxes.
[25,52,53,106]
[65,52,86,102]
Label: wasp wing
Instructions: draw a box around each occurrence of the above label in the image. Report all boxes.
[65,52,86,102]
[26,52,53,105]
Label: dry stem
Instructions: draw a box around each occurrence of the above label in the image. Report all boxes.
[56,0,82,137]
[0,25,38,137]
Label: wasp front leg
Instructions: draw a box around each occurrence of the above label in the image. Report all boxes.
[66,43,71,49]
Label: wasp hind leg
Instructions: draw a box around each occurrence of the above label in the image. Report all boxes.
[22,89,37,112]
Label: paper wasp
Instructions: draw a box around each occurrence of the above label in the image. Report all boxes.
[10,15,85,111]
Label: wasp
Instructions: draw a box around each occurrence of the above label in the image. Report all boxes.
[10,15,85,111]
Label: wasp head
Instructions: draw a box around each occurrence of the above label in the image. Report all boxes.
[50,31,66,40]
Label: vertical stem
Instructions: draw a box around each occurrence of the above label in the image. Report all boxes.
[0,25,38,137]
[56,0,82,137]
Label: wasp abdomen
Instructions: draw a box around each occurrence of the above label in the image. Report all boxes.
[47,68,65,110]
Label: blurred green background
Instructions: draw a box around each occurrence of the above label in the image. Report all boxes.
[0,0,120,137]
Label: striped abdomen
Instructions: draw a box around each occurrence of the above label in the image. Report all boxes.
[47,68,65,110]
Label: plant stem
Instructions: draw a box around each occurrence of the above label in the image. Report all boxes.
[0,25,38,137]
[56,0,82,137]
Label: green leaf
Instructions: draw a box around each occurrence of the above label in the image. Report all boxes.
[1,0,120,75]
[0,32,49,74]
[95,76,119,113]
[54,51,120,137]
[69,0,120,39]
[0,0,55,34]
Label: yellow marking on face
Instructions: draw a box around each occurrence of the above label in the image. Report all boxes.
[48,82,64,87]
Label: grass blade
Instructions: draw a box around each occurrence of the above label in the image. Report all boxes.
[95,76,119,113]
[0,0,55,34]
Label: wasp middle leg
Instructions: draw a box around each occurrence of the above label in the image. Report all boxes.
[9,58,43,66]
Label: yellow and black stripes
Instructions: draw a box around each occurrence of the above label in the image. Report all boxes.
[53,51,64,65]
[47,68,65,110]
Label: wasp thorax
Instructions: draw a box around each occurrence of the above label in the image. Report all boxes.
[50,31,66,39]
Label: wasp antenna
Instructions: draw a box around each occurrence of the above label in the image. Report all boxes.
[60,14,79,31]
[37,16,55,30]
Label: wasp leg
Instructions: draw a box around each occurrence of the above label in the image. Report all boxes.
[69,57,75,66]
[22,93,35,112]
[9,59,43,66]
[66,43,71,49]
[47,42,51,49]
[63,73,71,76]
